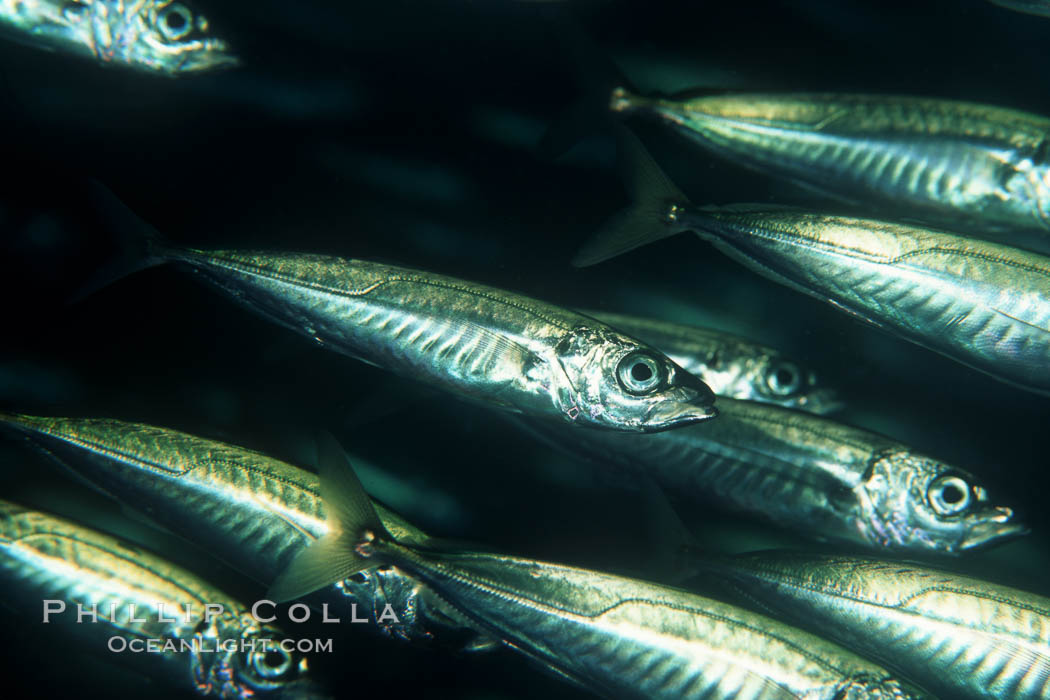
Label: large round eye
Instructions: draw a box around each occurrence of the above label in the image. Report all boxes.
[927,475,973,516]
[249,646,294,680]
[617,352,664,395]
[158,3,193,40]
[765,361,802,397]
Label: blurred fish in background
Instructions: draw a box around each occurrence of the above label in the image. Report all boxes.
[0,0,237,74]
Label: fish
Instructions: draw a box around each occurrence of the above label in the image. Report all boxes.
[0,411,495,649]
[519,396,1025,554]
[0,498,327,699]
[264,434,932,700]
[610,87,1050,242]
[0,0,238,75]
[85,188,717,433]
[574,128,1050,397]
[692,550,1050,700]
[988,0,1050,17]
[585,309,841,413]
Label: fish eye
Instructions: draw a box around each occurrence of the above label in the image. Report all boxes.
[765,361,802,396]
[249,646,293,679]
[617,352,665,395]
[158,3,194,41]
[927,475,973,516]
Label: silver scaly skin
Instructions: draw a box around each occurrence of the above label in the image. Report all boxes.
[0,0,237,74]
[521,397,1025,554]
[0,412,493,649]
[270,439,933,700]
[677,207,1050,395]
[0,500,325,699]
[694,551,1050,700]
[612,89,1050,239]
[574,131,1050,395]
[586,309,841,414]
[159,248,716,431]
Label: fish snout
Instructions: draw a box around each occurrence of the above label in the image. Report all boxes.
[642,378,718,431]
[960,506,1029,551]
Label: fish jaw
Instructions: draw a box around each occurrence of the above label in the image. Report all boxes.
[958,507,1030,551]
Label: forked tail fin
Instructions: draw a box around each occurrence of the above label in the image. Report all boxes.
[572,126,692,267]
[267,433,392,602]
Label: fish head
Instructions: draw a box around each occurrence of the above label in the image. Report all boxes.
[553,325,717,432]
[82,0,239,75]
[225,624,328,699]
[739,352,842,414]
[834,674,934,700]
[854,449,1026,554]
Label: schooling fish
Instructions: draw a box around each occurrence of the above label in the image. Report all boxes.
[586,310,840,413]
[520,397,1025,555]
[693,551,1050,700]
[85,190,716,433]
[611,88,1050,242]
[576,128,1050,397]
[0,499,326,699]
[264,434,931,700]
[0,411,493,649]
[0,0,238,75]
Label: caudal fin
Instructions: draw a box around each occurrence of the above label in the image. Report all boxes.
[572,126,692,267]
[68,182,171,304]
[267,433,391,603]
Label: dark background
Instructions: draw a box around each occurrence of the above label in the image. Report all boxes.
[0,0,1048,697]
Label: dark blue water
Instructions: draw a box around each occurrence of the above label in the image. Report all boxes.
[1,1,1048,698]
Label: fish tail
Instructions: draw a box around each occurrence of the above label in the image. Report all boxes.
[67,181,173,304]
[267,432,393,603]
[572,126,692,267]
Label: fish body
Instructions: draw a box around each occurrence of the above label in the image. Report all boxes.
[0,412,489,647]
[522,397,1024,554]
[137,242,716,431]
[613,89,1050,238]
[695,551,1050,700]
[268,437,931,700]
[0,0,237,74]
[0,499,323,699]
[363,546,928,700]
[587,309,840,413]
[678,206,1050,395]
[575,129,1050,396]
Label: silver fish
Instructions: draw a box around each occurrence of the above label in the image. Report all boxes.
[92,193,717,432]
[0,499,326,699]
[694,551,1050,700]
[611,88,1050,241]
[586,309,841,413]
[521,396,1025,554]
[575,129,1050,397]
[0,0,238,74]
[988,0,1050,17]
[0,411,493,649]
[267,435,932,700]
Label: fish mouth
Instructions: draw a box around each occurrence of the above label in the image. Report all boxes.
[959,507,1030,551]
[176,40,241,74]
[641,385,719,432]
[791,388,845,415]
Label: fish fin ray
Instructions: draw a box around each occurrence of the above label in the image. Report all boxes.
[266,433,389,602]
[69,182,171,304]
[573,126,691,267]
